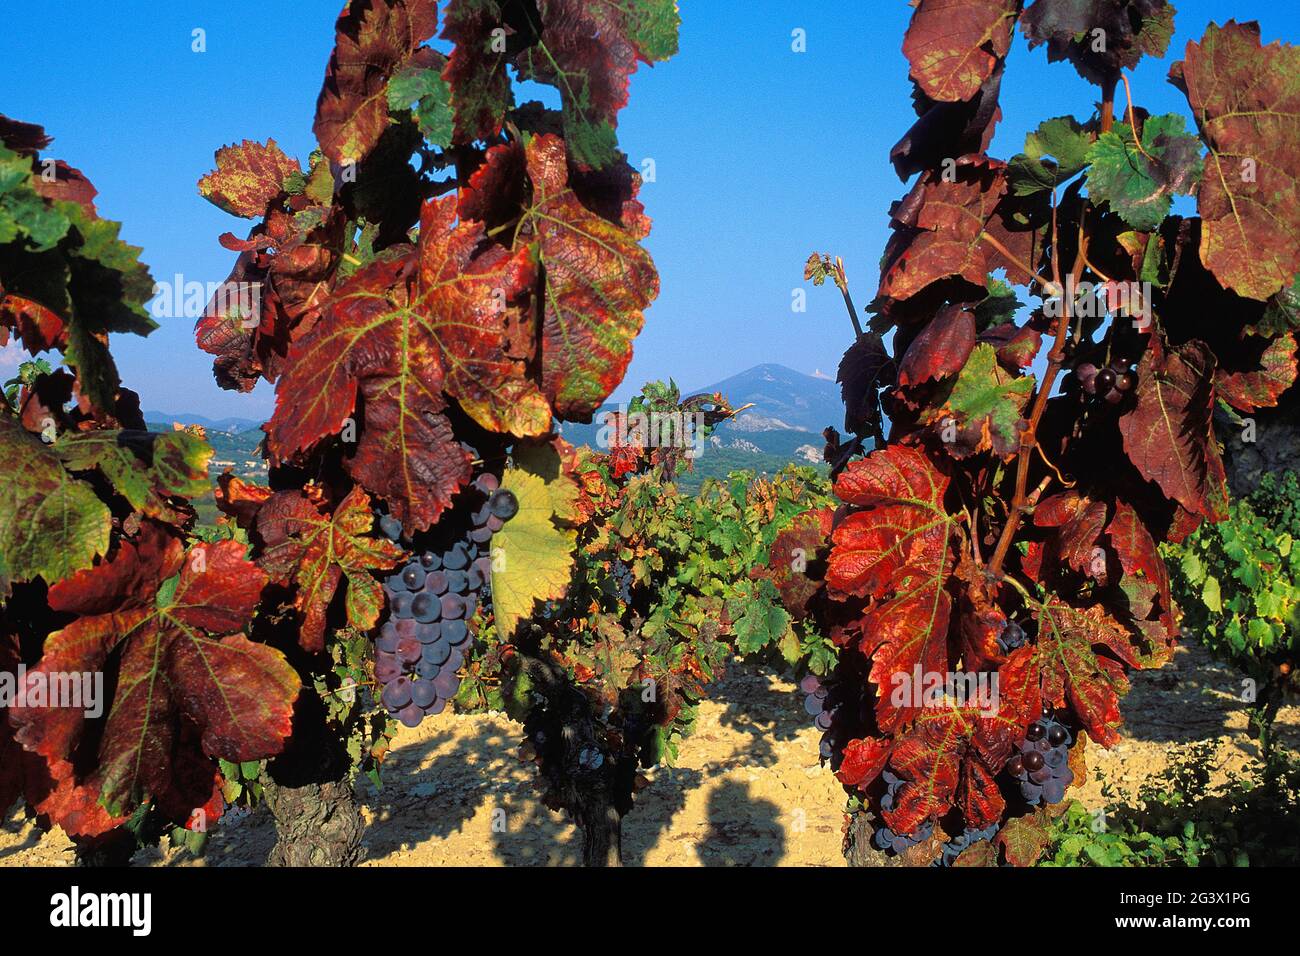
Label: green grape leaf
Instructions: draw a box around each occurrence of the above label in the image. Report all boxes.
[0,416,111,594]
[1085,114,1202,231]
[928,342,1034,459]
[1009,115,1094,196]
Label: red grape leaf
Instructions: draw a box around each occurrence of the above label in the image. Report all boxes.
[828,445,953,600]
[415,195,550,436]
[10,540,299,825]
[1029,596,1138,746]
[314,0,440,164]
[514,0,681,169]
[1215,331,1298,412]
[519,134,659,419]
[751,518,827,621]
[885,705,1011,833]
[1169,21,1300,300]
[1032,490,1108,578]
[897,305,976,387]
[829,447,957,732]
[837,331,894,435]
[878,158,1008,302]
[902,0,1018,102]
[1118,339,1228,520]
[439,0,520,144]
[1105,500,1177,656]
[198,140,301,219]
[996,808,1051,866]
[256,486,406,652]
[835,736,892,790]
[1022,0,1175,86]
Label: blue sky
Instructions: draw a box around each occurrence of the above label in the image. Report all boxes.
[2,1,1296,419]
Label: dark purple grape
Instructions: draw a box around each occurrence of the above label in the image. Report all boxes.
[390,592,414,618]
[1044,748,1066,769]
[1020,780,1043,803]
[1007,754,1025,777]
[443,544,470,571]
[488,489,519,521]
[433,669,460,698]
[385,572,406,592]
[445,569,468,594]
[804,695,824,716]
[402,564,426,590]
[415,659,440,680]
[474,473,499,494]
[419,550,441,571]
[1047,725,1068,747]
[415,621,442,644]
[441,593,465,620]
[444,647,465,672]
[1076,362,1098,394]
[1095,367,1117,393]
[376,622,401,654]
[467,564,484,590]
[444,620,469,646]
[1029,766,1052,784]
[411,679,438,709]
[1023,750,1045,772]
[412,592,441,623]
[378,515,403,541]
[397,704,424,728]
[375,654,402,684]
[1042,780,1066,804]
[424,571,449,595]
[423,696,447,717]
[1058,767,1074,788]
[814,711,833,730]
[1026,722,1046,742]
[799,675,821,694]
[486,514,505,533]
[1116,369,1137,392]
[469,526,493,544]
[382,677,412,710]
[463,594,478,619]
[397,637,422,666]
[422,639,451,667]
[472,503,491,526]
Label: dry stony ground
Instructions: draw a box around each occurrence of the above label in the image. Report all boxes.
[3,640,1297,867]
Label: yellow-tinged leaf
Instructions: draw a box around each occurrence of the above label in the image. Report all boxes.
[490,463,578,638]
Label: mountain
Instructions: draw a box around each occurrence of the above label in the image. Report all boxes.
[143,411,263,433]
[691,363,842,434]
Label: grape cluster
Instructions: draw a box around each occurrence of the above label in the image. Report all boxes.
[373,473,519,728]
[611,559,633,604]
[932,823,1000,867]
[872,769,933,853]
[1075,361,1137,405]
[1007,716,1074,805]
[799,674,839,758]
[996,619,1026,654]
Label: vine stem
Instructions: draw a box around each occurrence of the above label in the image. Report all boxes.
[986,75,1117,583]
[830,258,886,448]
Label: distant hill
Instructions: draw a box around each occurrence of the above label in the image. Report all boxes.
[143,411,263,433]
[554,363,850,488]
[691,363,843,434]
